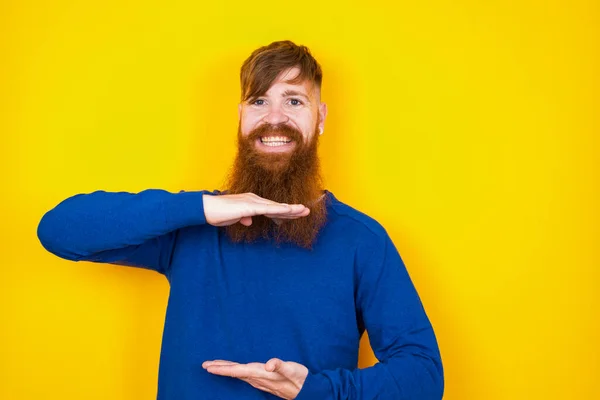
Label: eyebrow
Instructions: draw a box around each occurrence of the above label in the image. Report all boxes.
[282,90,310,101]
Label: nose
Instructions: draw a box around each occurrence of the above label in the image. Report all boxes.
[262,104,289,125]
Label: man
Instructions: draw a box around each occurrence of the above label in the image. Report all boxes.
[37,41,444,399]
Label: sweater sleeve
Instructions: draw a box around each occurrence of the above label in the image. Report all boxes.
[295,232,444,400]
[36,189,211,274]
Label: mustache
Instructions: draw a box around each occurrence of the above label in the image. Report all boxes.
[246,123,304,143]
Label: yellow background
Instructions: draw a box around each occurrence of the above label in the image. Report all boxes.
[1,1,598,399]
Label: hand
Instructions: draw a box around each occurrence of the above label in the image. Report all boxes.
[202,193,310,227]
[202,358,309,399]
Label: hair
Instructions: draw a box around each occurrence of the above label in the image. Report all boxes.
[224,119,326,249]
[240,40,323,102]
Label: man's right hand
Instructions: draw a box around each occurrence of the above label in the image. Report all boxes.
[202,193,310,227]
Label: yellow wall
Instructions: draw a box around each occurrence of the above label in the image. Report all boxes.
[2,1,598,399]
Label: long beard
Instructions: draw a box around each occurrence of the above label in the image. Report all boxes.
[223,121,327,249]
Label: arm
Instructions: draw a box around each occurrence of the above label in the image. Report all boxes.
[36,189,210,274]
[36,189,310,274]
[296,232,444,399]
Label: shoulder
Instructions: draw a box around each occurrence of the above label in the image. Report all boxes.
[325,191,389,247]
[324,192,405,280]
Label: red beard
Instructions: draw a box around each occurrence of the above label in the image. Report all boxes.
[223,121,327,249]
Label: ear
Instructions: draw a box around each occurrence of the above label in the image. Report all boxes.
[238,103,242,121]
[318,102,328,134]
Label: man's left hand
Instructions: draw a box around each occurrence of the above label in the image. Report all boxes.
[202,358,309,399]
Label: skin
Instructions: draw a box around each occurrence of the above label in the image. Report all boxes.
[203,66,328,227]
[202,358,309,400]
[200,67,328,398]
[238,66,328,151]
[202,192,310,227]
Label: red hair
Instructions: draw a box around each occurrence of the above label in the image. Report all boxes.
[240,40,323,102]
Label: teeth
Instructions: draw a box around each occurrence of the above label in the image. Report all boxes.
[263,142,288,147]
[260,136,292,146]
[261,136,291,142]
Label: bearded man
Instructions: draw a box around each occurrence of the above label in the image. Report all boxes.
[37,41,444,399]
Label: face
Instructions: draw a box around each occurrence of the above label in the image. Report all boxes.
[238,67,327,154]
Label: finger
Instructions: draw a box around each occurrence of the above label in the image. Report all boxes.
[251,203,294,216]
[205,363,267,379]
[279,206,311,216]
[284,204,308,213]
[202,360,239,368]
[203,360,239,365]
[267,359,306,381]
[255,203,307,216]
[263,213,305,220]
[252,196,306,212]
[265,358,283,373]
[246,193,289,205]
[244,193,294,207]
[238,194,308,214]
[239,216,253,226]
[264,208,310,219]
[211,217,253,227]
[246,194,279,205]
[264,210,310,220]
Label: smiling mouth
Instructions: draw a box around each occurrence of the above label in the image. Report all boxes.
[259,136,293,147]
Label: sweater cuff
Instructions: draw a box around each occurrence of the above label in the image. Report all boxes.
[295,372,332,399]
[162,190,210,227]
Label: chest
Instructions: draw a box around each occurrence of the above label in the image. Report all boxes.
[164,227,362,369]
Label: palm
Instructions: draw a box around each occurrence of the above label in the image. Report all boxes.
[203,193,310,227]
[202,358,309,399]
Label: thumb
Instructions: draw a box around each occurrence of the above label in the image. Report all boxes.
[265,358,284,373]
[239,216,253,226]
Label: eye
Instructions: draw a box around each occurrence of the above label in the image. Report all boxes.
[251,98,265,106]
[289,98,303,106]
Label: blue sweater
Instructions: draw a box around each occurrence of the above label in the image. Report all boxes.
[37,189,444,399]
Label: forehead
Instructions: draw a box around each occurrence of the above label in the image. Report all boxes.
[266,67,316,97]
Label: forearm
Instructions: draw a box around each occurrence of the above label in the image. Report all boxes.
[327,228,444,400]
[297,351,443,400]
[37,189,207,261]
